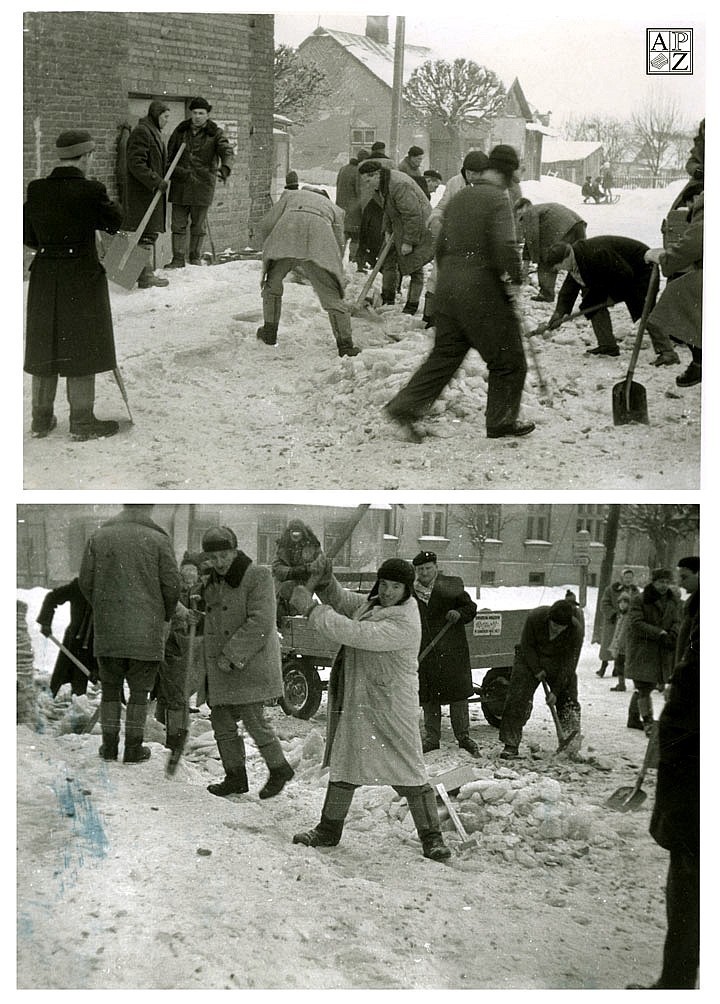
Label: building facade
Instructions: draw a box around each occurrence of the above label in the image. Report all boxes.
[23,10,275,264]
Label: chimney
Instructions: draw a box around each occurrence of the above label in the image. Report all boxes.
[366,15,389,45]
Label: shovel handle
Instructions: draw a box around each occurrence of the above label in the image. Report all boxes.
[119,142,186,269]
[353,234,394,308]
[47,633,91,678]
[436,783,471,842]
[624,263,661,403]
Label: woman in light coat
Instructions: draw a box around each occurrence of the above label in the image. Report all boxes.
[290,557,451,862]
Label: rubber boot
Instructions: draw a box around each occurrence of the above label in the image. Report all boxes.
[258,750,295,800]
[165,708,189,777]
[68,375,119,442]
[99,699,121,760]
[164,236,186,269]
[405,784,451,862]
[627,691,643,730]
[207,735,250,795]
[292,781,355,847]
[596,661,608,677]
[188,236,203,266]
[207,764,249,796]
[123,700,152,763]
[421,292,435,328]
[257,292,282,345]
[328,310,360,357]
[381,267,397,305]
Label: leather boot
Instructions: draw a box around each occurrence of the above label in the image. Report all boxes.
[165,708,189,777]
[68,375,120,442]
[256,322,279,346]
[405,785,451,861]
[164,236,186,268]
[98,733,119,760]
[293,781,355,846]
[123,700,151,763]
[207,765,250,797]
[257,292,282,344]
[99,700,121,759]
[421,292,435,328]
[259,759,295,800]
[137,264,169,288]
[328,310,360,357]
[31,410,58,439]
[188,236,203,265]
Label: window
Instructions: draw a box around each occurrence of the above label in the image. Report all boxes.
[421,505,447,538]
[350,127,375,160]
[324,520,352,566]
[484,504,502,539]
[257,515,287,566]
[576,504,607,543]
[384,507,398,537]
[528,571,545,585]
[17,517,47,588]
[480,569,496,586]
[526,505,551,541]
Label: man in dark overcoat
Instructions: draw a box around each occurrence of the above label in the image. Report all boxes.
[335,156,362,264]
[79,504,181,764]
[627,556,699,990]
[545,235,661,357]
[165,96,234,267]
[123,99,171,289]
[412,551,479,756]
[36,578,98,697]
[384,145,533,441]
[499,599,584,758]
[23,129,123,441]
[514,198,587,302]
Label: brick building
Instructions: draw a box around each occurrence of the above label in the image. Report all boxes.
[23,10,275,265]
[17,503,696,593]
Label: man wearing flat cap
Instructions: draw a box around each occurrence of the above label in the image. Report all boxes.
[412,551,479,757]
[499,599,584,758]
[123,99,172,289]
[165,96,235,268]
[198,526,294,800]
[23,129,124,441]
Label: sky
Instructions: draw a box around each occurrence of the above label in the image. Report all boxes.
[272,3,706,128]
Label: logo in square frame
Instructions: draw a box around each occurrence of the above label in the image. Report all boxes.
[647,29,693,74]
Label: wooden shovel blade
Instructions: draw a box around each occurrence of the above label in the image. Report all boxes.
[605,785,647,812]
[612,379,649,426]
[103,234,149,289]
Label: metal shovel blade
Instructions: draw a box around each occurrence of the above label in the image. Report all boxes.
[612,379,649,425]
[103,233,149,290]
[605,785,647,812]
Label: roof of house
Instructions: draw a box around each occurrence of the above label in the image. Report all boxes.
[541,139,603,163]
[302,26,434,88]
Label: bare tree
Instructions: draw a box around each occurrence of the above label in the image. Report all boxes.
[631,90,687,182]
[273,45,327,125]
[620,504,699,568]
[452,504,510,597]
[404,58,505,154]
[562,113,633,167]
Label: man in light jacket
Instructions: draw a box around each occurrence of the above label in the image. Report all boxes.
[79,504,181,763]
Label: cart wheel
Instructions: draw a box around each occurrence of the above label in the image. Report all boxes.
[476,666,513,728]
[279,658,323,719]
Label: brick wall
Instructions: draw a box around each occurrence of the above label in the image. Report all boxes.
[23,10,274,254]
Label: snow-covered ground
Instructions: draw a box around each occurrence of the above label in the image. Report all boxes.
[17,583,686,990]
[22,176,700,490]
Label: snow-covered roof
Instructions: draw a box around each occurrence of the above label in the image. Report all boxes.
[526,122,556,136]
[308,26,434,87]
[541,139,602,163]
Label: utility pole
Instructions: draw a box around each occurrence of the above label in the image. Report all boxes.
[592,504,621,644]
[389,15,405,164]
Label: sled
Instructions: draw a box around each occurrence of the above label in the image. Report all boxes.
[612,264,659,426]
[104,143,186,289]
[606,726,658,812]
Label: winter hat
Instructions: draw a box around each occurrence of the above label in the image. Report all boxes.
[285,170,299,189]
[488,144,520,177]
[546,242,571,268]
[189,96,212,112]
[358,160,382,176]
[356,148,371,162]
[201,526,238,553]
[548,600,575,626]
[407,145,424,158]
[412,551,437,566]
[462,150,489,174]
[423,169,442,181]
[677,556,700,573]
[148,99,170,123]
[651,568,673,582]
[368,558,416,601]
[56,129,95,159]
[371,141,386,154]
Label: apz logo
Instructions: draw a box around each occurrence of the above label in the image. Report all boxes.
[647,29,693,74]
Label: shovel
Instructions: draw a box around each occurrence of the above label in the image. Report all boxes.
[436,783,481,850]
[527,299,614,338]
[350,233,394,318]
[606,725,659,811]
[47,634,101,733]
[540,677,578,752]
[611,264,660,426]
[104,142,186,289]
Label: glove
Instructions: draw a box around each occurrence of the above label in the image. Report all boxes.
[38,623,51,638]
[156,179,169,193]
[545,691,557,708]
[546,313,564,331]
[400,242,413,256]
[445,609,461,624]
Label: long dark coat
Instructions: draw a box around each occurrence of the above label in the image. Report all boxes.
[23,167,122,377]
[123,115,168,233]
[555,236,653,322]
[650,588,699,853]
[167,118,234,207]
[335,162,362,232]
[625,583,681,685]
[36,578,97,696]
[414,573,477,705]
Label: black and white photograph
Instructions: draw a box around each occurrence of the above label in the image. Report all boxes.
[16,500,700,989]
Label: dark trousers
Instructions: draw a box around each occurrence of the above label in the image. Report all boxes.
[421,700,470,744]
[658,848,699,988]
[499,661,580,749]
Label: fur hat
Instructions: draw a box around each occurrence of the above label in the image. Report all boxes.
[462,150,489,174]
[488,144,520,176]
[407,145,424,158]
[651,568,673,582]
[56,130,95,159]
[367,558,416,601]
[189,96,212,112]
[412,551,437,567]
[677,556,699,573]
[201,526,238,553]
[548,600,575,626]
